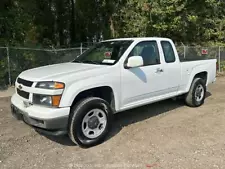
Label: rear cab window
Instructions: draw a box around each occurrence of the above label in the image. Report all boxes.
[161,41,176,63]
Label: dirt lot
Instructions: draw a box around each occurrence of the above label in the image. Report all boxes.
[1,77,225,169]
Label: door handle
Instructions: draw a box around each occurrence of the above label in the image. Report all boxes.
[156,68,163,73]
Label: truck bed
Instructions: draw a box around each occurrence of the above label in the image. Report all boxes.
[178,59,217,94]
[179,57,215,62]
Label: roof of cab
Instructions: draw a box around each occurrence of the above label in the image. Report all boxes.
[103,37,171,42]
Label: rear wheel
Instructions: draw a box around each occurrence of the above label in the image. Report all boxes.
[185,78,206,107]
[68,97,113,148]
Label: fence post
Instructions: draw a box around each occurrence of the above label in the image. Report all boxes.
[6,47,11,86]
[80,43,83,55]
[184,46,186,59]
[218,46,221,73]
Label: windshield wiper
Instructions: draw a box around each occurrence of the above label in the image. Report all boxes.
[73,60,83,63]
[82,60,100,64]
[73,60,101,65]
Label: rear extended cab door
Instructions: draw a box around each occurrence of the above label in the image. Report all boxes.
[158,39,181,94]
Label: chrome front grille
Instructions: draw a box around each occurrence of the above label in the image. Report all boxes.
[17,78,33,87]
[17,89,29,99]
[17,78,33,99]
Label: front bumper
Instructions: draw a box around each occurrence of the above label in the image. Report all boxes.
[11,94,70,136]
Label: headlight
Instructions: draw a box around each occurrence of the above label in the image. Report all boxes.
[33,94,62,107]
[36,81,65,89]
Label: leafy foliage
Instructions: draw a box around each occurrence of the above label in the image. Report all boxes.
[1,0,225,46]
[0,0,225,87]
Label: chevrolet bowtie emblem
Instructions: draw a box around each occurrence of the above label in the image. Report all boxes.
[18,84,23,90]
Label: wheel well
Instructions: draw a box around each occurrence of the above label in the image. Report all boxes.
[193,71,208,85]
[71,86,115,109]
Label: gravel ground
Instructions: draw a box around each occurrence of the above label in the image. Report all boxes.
[0,87,15,98]
[0,77,225,169]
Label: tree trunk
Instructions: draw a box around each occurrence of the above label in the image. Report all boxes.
[70,0,76,45]
[56,0,64,46]
[109,16,115,38]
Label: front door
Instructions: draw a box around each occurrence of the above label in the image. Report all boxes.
[121,41,166,108]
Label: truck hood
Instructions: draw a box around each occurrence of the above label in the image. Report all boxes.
[19,62,107,81]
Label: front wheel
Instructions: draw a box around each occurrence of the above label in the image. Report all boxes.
[185,78,206,107]
[68,97,113,148]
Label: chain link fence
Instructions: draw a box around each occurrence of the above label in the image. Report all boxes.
[0,47,9,89]
[0,46,88,89]
[0,45,225,89]
[176,46,225,72]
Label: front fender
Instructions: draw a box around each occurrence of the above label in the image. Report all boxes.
[59,76,120,111]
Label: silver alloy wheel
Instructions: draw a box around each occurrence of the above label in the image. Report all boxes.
[81,108,107,139]
[195,84,204,102]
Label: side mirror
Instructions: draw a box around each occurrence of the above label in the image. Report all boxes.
[126,56,144,68]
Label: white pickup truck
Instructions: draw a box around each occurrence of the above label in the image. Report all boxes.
[11,37,216,147]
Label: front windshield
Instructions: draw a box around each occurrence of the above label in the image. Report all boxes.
[73,40,133,65]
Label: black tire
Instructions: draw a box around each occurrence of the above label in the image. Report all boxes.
[68,97,113,148]
[185,78,206,107]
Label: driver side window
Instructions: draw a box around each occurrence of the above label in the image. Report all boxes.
[128,41,160,66]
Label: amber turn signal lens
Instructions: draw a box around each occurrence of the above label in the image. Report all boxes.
[54,82,65,89]
[52,95,62,107]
